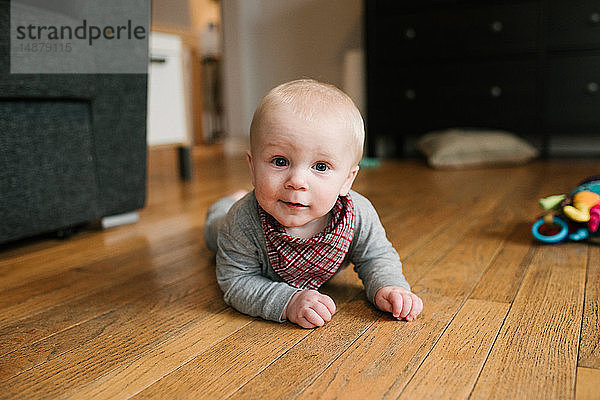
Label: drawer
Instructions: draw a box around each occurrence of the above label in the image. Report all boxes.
[373,60,538,132]
[544,56,600,129]
[548,0,600,50]
[379,2,540,61]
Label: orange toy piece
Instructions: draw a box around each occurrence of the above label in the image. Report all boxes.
[563,190,600,222]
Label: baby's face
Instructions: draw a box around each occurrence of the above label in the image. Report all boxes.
[248,107,359,230]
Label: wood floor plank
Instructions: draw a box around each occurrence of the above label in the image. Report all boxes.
[398,164,544,285]
[398,299,510,400]
[0,270,219,381]
[0,234,149,291]
[75,267,364,399]
[351,161,479,262]
[575,367,600,400]
[294,297,459,400]
[579,245,600,368]
[0,232,204,326]
[0,278,226,399]
[66,309,253,399]
[132,319,311,400]
[225,298,380,400]
[469,226,535,303]
[378,166,529,254]
[0,250,212,357]
[463,161,583,304]
[470,244,587,400]
[0,214,206,292]
[462,162,566,288]
[133,266,370,400]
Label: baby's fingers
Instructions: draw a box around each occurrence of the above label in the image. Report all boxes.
[303,308,325,328]
[389,291,405,319]
[399,294,413,319]
[319,294,336,316]
[375,289,393,314]
[296,317,318,329]
[311,302,333,323]
[406,295,424,321]
[383,290,404,318]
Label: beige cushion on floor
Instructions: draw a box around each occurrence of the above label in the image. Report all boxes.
[416,129,539,169]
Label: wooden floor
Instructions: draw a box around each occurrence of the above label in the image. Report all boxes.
[1,146,599,399]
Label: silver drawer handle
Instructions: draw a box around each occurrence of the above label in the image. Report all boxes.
[490,86,502,97]
[404,28,416,40]
[587,82,599,94]
[590,12,600,24]
[490,21,503,33]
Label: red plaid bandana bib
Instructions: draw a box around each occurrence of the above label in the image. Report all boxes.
[258,194,355,290]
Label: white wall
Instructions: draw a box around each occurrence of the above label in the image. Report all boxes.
[221,0,363,140]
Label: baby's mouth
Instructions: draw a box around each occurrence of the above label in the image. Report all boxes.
[281,200,308,208]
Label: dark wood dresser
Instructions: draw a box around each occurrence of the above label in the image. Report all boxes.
[365,0,600,157]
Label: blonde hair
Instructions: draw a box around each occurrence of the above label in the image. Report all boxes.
[249,79,365,164]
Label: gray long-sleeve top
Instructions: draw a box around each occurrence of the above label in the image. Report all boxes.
[205,190,410,322]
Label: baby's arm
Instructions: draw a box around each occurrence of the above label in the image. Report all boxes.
[349,192,423,320]
[218,229,336,328]
[217,229,300,322]
[375,286,423,321]
[218,234,335,327]
[282,290,336,329]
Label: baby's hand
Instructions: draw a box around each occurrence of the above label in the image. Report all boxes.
[283,290,336,329]
[375,286,423,321]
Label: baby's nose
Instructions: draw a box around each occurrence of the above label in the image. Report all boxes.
[285,168,308,190]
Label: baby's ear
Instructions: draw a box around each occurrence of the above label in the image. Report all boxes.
[246,151,256,186]
[339,165,359,196]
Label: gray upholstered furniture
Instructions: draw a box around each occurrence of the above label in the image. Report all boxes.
[0,0,148,244]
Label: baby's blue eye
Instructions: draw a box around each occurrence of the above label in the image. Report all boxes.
[273,157,288,167]
[314,162,328,172]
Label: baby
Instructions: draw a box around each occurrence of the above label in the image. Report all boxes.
[204,79,423,328]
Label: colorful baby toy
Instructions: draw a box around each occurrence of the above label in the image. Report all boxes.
[532,175,600,244]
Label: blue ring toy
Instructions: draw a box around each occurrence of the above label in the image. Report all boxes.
[532,216,569,243]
